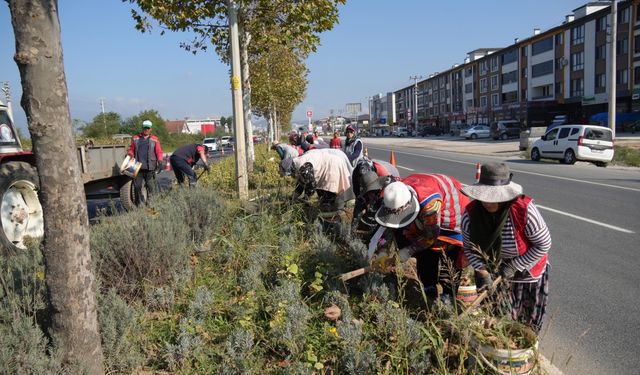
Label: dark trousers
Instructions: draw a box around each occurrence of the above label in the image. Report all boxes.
[134,169,156,205]
[170,155,196,186]
[414,245,461,296]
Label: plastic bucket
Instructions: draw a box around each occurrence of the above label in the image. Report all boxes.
[120,155,142,178]
[456,285,478,304]
[478,342,538,375]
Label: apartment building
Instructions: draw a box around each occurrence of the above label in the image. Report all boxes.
[381,0,640,133]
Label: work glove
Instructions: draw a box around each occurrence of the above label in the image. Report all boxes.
[155,162,163,175]
[499,260,518,280]
[398,247,414,263]
[474,269,494,294]
[203,163,211,172]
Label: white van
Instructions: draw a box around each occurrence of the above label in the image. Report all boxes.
[530,125,614,166]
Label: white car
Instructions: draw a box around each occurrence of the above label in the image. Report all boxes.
[461,125,490,139]
[530,124,614,166]
[203,137,218,152]
[220,136,232,146]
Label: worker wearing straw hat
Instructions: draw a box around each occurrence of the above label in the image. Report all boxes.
[460,162,551,333]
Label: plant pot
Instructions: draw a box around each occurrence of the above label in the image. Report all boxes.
[456,285,478,304]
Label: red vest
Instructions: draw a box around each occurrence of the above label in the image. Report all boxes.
[468,196,548,278]
[402,173,469,233]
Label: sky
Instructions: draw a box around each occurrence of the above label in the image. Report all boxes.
[1,0,588,131]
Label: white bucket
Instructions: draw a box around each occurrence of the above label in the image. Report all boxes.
[478,341,538,375]
[120,155,142,178]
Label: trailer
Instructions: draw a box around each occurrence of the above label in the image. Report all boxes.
[1,88,135,251]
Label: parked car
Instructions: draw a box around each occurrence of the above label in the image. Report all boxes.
[220,136,232,146]
[461,124,491,139]
[395,128,410,137]
[450,123,470,136]
[519,127,546,151]
[491,120,522,140]
[419,126,444,137]
[203,137,219,152]
[530,124,614,166]
[546,114,568,131]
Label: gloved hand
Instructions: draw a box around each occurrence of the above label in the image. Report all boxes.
[499,260,517,280]
[203,163,211,172]
[475,269,494,293]
[398,247,414,263]
[155,162,163,174]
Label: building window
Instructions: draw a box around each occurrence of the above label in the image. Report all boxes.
[502,70,518,84]
[555,57,564,70]
[491,75,499,90]
[635,35,640,54]
[596,73,606,89]
[491,57,499,72]
[521,46,528,57]
[617,38,629,55]
[480,96,487,107]
[501,49,518,65]
[555,82,563,95]
[637,4,640,21]
[571,25,585,45]
[571,78,584,97]
[480,61,488,75]
[617,69,628,84]
[596,44,607,60]
[502,91,518,103]
[571,52,584,71]
[440,104,446,114]
[532,60,554,77]
[522,67,527,78]
[635,66,640,85]
[492,94,499,107]
[555,33,564,45]
[618,7,630,24]
[465,67,473,77]
[532,37,553,55]
[465,82,473,94]
[596,15,607,31]
[480,78,488,93]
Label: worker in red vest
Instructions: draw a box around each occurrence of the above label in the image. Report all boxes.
[373,173,470,299]
[461,163,551,332]
[329,131,342,149]
[127,120,163,205]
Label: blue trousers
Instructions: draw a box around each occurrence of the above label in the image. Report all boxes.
[170,155,197,186]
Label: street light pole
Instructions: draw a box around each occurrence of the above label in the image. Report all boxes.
[409,75,422,132]
[608,0,618,139]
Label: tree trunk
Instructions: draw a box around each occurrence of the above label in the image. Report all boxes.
[8,1,105,373]
[267,111,274,144]
[274,106,280,141]
[240,27,254,172]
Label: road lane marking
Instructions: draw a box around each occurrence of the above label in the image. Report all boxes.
[367,146,640,193]
[397,165,415,171]
[536,204,635,233]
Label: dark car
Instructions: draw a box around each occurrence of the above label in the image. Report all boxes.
[419,126,443,137]
[490,120,522,140]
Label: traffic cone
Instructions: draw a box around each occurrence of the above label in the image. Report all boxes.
[475,162,481,183]
[221,146,225,155]
[164,154,172,171]
[364,147,369,158]
[390,150,396,166]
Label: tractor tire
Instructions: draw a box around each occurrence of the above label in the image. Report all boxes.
[119,179,136,211]
[0,162,43,251]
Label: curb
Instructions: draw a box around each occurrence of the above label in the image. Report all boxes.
[539,354,563,374]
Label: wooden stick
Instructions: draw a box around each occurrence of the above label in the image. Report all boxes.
[460,275,502,318]
[339,267,370,282]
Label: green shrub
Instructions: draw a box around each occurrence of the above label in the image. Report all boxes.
[613,145,640,167]
[97,289,144,372]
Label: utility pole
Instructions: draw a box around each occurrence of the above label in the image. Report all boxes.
[227,0,249,200]
[99,97,106,134]
[409,75,422,132]
[608,0,618,139]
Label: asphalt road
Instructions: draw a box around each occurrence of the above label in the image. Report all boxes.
[364,137,640,375]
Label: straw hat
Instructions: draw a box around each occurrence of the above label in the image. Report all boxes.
[375,181,419,228]
[460,162,523,203]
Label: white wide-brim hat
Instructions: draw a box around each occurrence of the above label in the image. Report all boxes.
[460,162,523,203]
[375,181,419,228]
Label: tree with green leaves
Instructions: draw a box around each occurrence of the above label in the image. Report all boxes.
[124,0,345,166]
[121,109,169,143]
[82,111,122,138]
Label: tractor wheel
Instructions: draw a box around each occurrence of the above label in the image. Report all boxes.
[0,162,43,251]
